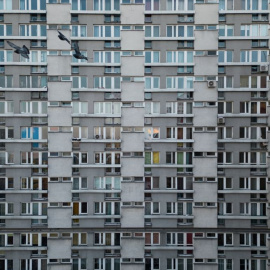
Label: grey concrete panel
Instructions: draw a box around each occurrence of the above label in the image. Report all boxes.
[48,207,72,228]
[47,4,71,25]
[121,31,144,51]
[122,107,144,126]
[121,157,144,176]
[48,107,72,126]
[48,56,72,76]
[48,157,72,177]
[48,238,72,258]
[120,4,144,25]
[121,182,144,201]
[48,132,72,152]
[122,132,144,152]
[121,56,144,76]
[48,182,72,202]
[121,207,144,227]
[121,238,144,258]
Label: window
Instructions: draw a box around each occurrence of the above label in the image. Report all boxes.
[166,232,193,246]
[94,202,120,215]
[94,25,120,37]
[145,77,160,89]
[72,0,86,10]
[218,76,233,88]
[94,76,120,89]
[145,0,159,10]
[240,50,268,62]
[145,102,160,114]
[241,0,268,10]
[218,102,233,114]
[72,25,87,37]
[0,50,13,62]
[0,0,12,10]
[218,178,232,190]
[0,203,13,216]
[240,101,266,114]
[20,0,46,10]
[0,234,13,246]
[21,202,47,216]
[72,258,87,270]
[94,258,120,270]
[145,152,160,164]
[93,0,120,10]
[21,152,48,165]
[19,76,47,88]
[94,51,120,64]
[145,233,160,245]
[145,177,159,190]
[166,77,194,89]
[218,127,233,139]
[218,259,233,270]
[0,76,12,88]
[145,127,160,139]
[145,26,160,37]
[218,50,233,63]
[166,51,194,63]
[94,152,120,165]
[219,25,234,36]
[219,0,233,10]
[218,202,233,215]
[21,177,48,190]
[20,101,47,114]
[0,24,12,36]
[94,127,120,140]
[72,76,87,88]
[94,102,121,114]
[167,25,193,37]
[218,152,233,164]
[145,51,160,63]
[166,102,192,114]
[21,126,47,139]
[73,152,88,165]
[20,24,46,36]
[0,177,13,190]
[240,24,268,36]
[72,102,88,114]
[167,0,194,11]
[218,233,233,246]
[94,232,120,246]
[72,202,87,215]
[94,177,120,190]
[240,76,267,88]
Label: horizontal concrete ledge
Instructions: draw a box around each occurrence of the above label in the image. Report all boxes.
[217,215,267,219]
[144,215,194,219]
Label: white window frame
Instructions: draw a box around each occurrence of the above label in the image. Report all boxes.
[166,25,194,37]
[71,25,87,37]
[94,176,121,190]
[72,102,88,114]
[94,102,121,115]
[19,24,46,37]
[93,25,120,38]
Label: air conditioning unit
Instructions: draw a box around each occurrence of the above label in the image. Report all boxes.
[207,80,216,88]
[95,135,100,139]
[260,64,268,72]
[218,117,225,124]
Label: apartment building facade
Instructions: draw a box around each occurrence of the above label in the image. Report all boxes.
[0,0,269,269]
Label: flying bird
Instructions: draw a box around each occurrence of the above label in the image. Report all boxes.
[57,30,70,44]
[7,41,30,59]
[73,42,88,61]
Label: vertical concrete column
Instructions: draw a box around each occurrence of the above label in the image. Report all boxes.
[120,3,145,268]
[46,3,73,270]
[193,2,219,269]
